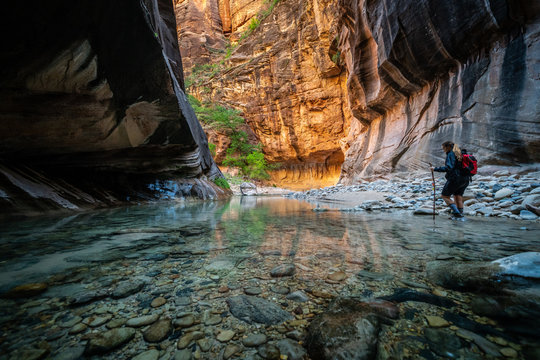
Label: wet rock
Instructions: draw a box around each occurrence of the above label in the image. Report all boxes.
[286,291,309,302]
[177,331,204,349]
[327,271,347,282]
[69,290,109,306]
[243,333,267,347]
[270,285,290,294]
[424,328,462,358]
[83,315,111,327]
[227,295,293,324]
[270,264,295,277]
[174,314,195,328]
[520,210,538,220]
[217,329,235,342]
[143,318,172,342]
[379,288,455,308]
[132,349,160,360]
[174,349,193,360]
[151,296,167,308]
[364,300,400,319]
[500,347,518,358]
[413,208,437,215]
[494,188,514,200]
[456,329,501,356]
[425,315,450,327]
[51,345,85,360]
[85,327,136,355]
[240,182,257,196]
[203,314,222,326]
[197,338,211,352]
[426,261,503,291]
[126,313,159,327]
[2,283,48,298]
[68,323,87,334]
[357,270,393,281]
[112,281,144,299]
[492,252,540,278]
[257,344,280,359]
[224,344,242,359]
[306,298,381,360]
[522,194,540,208]
[8,347,49,360]
[244,287,262,295]
[204,259,235,272]
[276,338,307,360]
[106,318,127,329]
[286,330,306,341]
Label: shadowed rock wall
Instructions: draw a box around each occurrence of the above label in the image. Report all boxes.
[0,0,226,215]
[338,0,540,181]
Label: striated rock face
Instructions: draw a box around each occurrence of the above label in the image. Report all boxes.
[174,0,227,70]
[337,0,540,182]
[0,0,226,215]
[189,0,352,189]
[180,0,539,186]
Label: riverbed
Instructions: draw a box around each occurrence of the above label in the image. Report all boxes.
[1,197,539,359]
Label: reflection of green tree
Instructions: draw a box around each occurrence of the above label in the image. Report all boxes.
[219,206,270,249]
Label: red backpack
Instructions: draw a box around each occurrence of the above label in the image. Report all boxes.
[461,153,478,176]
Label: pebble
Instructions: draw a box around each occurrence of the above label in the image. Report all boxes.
[244,287,262,295]
[174,314,196,328]
[258,344,281,359]
[132,349,160,360]
[270,285,290,294]
[224,344,242,359]
[2,283,48,299]
[243,333,267,347]
[83,315,111,327]
[143,318,172,342]
[106,318,127,329]
[500,347,518,358]
[126,314,160,327]
[68,323,87,335]
[177,331,204,349]
[327,271,347,282]
[270,264,296,277]
[217,329,235,342]
[425,315,450,327]
[151,296,167,308]
[286,291,309,302]
[112,281,144,299]
[85,328,136,355]
[197,338,211,352]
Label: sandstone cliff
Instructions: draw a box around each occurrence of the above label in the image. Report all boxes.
[0,0,226,215]
[180,0,540,187]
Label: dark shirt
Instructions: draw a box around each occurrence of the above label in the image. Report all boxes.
[434,151,461,180]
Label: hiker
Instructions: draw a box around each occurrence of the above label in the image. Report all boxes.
[430,141,469,218]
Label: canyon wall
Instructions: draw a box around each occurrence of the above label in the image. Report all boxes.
[0,0,226,215]
[180,0,539,187]
[187,0,352,189]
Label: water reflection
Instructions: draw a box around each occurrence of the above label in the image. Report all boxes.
[1,196,540,359]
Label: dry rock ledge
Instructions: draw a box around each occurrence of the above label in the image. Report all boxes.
[285,169,540,221]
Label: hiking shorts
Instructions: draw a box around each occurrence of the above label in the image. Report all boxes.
[442,178,469,197]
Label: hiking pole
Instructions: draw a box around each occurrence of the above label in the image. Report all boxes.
[429,163,436,221]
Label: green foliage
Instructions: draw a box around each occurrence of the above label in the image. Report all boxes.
[208,142,217,157]
[185,63,223,90]
[331,51,341,65]
[248,17,261,32]
[213,177,230,189]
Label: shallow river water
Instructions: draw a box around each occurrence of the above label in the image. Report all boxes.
[1,197,539,359]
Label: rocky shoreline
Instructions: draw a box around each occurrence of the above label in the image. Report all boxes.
[285,169,540,221]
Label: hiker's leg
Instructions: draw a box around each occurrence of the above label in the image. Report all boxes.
[441,195,453,205]
[455,195,464,214]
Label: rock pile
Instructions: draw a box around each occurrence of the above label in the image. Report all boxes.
[286,170,540,221]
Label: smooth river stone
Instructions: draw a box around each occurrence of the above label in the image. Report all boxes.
[224,344,242,359]
[327,271,347,281]
[425,315,450,328]
[112,281,144,299]
[126,314,159,327]
[270,264,295,277]
[151,297,167,308]
[85,328,136,355]
[132,349,160,360]
[173,314,195,328]
[242,333,267,347]
[2,283,48,298]
[227,295,294,325]
[143,318,172,342]
[217,330,235,342]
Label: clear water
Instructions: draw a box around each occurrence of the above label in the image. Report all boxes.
[1,196,539,358]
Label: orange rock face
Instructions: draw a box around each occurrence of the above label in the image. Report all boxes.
[181,0,351,189]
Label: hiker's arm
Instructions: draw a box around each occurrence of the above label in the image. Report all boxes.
[434,153,455,172]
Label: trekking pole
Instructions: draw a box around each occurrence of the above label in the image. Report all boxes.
[429,163,436,220]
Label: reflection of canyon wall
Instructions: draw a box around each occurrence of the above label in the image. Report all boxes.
[179,0,540,186]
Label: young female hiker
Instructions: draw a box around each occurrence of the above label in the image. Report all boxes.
[430,141,469,219]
